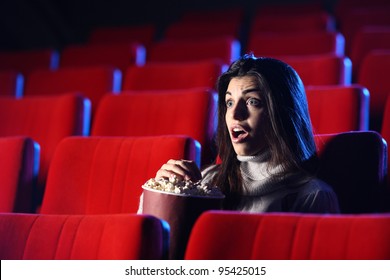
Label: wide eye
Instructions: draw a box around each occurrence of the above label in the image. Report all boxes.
[225,99,234,108]
[246,97,262,107]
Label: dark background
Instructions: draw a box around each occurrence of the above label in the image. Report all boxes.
[0,0,337,51]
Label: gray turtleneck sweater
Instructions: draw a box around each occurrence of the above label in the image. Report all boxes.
[201,153,340,213]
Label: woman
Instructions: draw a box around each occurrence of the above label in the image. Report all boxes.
[151,54,339,213]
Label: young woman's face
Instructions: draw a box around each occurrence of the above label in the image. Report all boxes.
[225,76,267,156]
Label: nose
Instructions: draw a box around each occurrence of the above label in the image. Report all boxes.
[231,100,248,120]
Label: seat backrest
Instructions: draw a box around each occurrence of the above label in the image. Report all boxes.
[315,131,388,213]
[91,89,217,165]
[274,54,352,86]
[40,136,200,214]
[0,94,91,209]
[147,36,240,65]
[251,11,334,34]
[88,24,156,47]
[306,85,369,134]
[0,71,24,97]
[0,137,39,213]
[380,96,390,193]
[350,26,390,79]
[185,211,390,260]
[357,50,390,130]
[247,32,344,57]
[0,213,168,260]
[123,60,224,91]
[24,66,121,116]
[0,49,59,75]
[60,43,146,73]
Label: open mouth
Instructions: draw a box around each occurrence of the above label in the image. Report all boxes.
[231,126,249,142]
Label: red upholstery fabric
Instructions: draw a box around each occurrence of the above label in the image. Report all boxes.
[350,26,390,79]
[0,71,23,97]
[185,211,390,260]
[248,32,344,57]
[60,43,145,72]
[278,54,352,86]
[92,89,216,165]
[123,60,223,91]
[358,50,390,130]
[306,85,369,134]
[40,136,200,214]
[339,6,390,54]
[0,137,39,213]
[0,94,90,208]
[0,49,58,75]
[24,66,121,115]
[147,36,240,65]
[251,11,334,33]
[88,24,156,47]
[164,21,240,40]
[315,131,388,213]
[0,213,168,260]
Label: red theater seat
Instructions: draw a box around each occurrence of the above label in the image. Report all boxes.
[92,89,216,165]
[306,85,369,134]
[0,49,59,75]
[0,213,168,260]
[0,71,23,97]
[123,60,223,91]
[24,66,121,116]
[0,94,90,209]
[277,54,352,86]
[185,211,390,260]
[0,137,39,213]
[248,32,345,57]
[40,136,200,214]
[147,36,240,65]
[315,131,388,213]
[357,50,390,130]
[88,24,156,47]
[60,42,146,72]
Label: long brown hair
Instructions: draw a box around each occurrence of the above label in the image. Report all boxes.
[213,54,318,205]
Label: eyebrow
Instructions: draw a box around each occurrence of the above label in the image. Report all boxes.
[225,87,261,96]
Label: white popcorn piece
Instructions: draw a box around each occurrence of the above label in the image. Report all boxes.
[142,176,224,198]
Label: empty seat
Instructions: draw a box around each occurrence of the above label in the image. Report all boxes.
[0,48,59,75]
[92,89,217,165]
[0,71,23,97]
[163,21,241,41]
[0,94,91,209]
[185,211,390,260]
[247,32,345,57]
[88,24,156,47]
[338,5,390,54]
[24,66,121,116]
[380,96,390,194]
[357,50,390,130]
[350,26,390,81]
[315,131,388,213]
[0,137,39,213]
[60,42,146,72]
[0,212,168,260]
[276,55,352,86]
[251,12,335,34]
[40,136,200,214]
[123,60,224,91]
[147,36,240,65]
[306,85,369,134]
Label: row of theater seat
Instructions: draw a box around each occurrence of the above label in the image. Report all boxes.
[1,130,389,216]
[1,211,390,260]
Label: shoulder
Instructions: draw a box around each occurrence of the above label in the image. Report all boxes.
[292,178,340,213]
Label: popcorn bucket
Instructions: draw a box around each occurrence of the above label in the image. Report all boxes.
[142,186,224,260]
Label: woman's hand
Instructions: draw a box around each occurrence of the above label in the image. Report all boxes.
[155,159,202,181]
